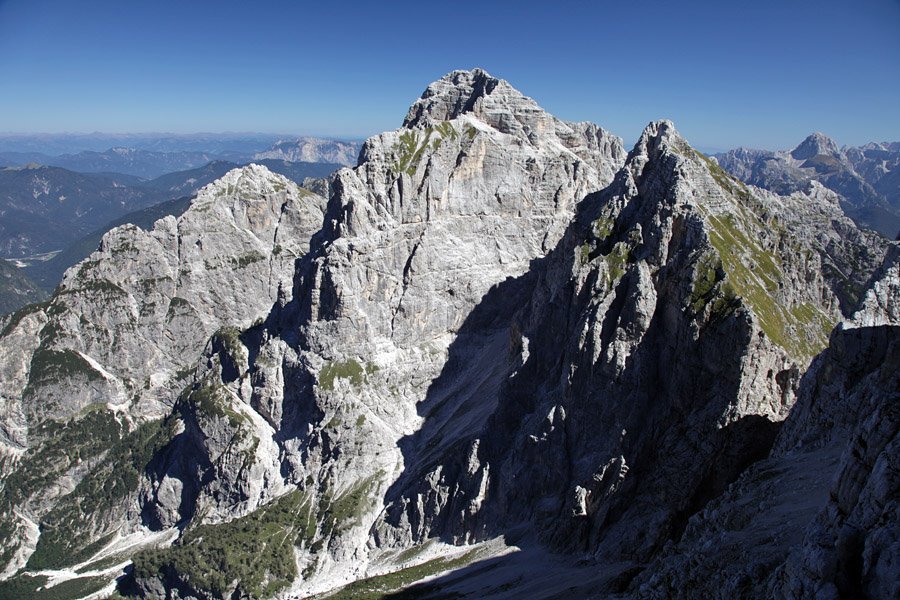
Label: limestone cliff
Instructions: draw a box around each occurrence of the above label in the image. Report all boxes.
[0,165,326,578]
[629,244,900,599]
[129,75,882,599]
[0,70,893,600]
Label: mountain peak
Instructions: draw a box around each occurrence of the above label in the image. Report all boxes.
[403,69,504,126]
[402,68,550,139]
[632,119,681,153]
[790,131,839,160]
[195,163,289,201]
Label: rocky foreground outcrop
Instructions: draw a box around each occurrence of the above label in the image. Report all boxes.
[629,244,900,600]
[0,70,896,600]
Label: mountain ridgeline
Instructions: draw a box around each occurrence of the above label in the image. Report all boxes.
[715,133,900,238]
[0,159,343,298]
[0,70,897,600]
[0,135,360,179]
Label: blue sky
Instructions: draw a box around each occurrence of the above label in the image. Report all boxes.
[0,0,898,151]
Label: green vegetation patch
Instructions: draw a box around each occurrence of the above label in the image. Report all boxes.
[183,383,246,427]
[323,548,479,600]
[230,250,265,269]
[174,363,196,381]
[25,347,103,391]
[592,217,615,241]
[212,326,246,364]
[392,130,429,176]
[694,156,830,361]
[80,279,127,296]
[603,242,631,286]
[137,276,170,294]
[318,359,378,391]
[76,260,99,280]
[578,242,592,266]
[391,122,463,176]
[319,472,384,539]
[26,417,177,570]
[689,255,740,320]
[166,296,193,320]
[1,411,121,508]
[704,214,816,356]
[131,490,314,599]
[0,409,123,568]
[691,260,720,309]
[0,301,49,338]
[0,573,108,600]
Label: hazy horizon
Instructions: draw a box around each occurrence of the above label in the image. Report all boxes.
[1,0,899,150]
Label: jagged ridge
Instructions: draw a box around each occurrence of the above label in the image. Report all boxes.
[0,70,894,600]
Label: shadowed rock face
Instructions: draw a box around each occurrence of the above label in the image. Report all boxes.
[0,70,895,599]
[768,246,900,600]
[627,244,900,600]
[374,120,883,566]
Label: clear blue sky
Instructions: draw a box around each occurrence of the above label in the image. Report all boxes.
[1,0,898,151]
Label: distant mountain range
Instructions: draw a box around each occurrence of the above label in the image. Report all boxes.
[0,148,252,179]
[715,133,900,238]
[0,164,169,257]
[252,137,362,166]
[0,137,361,179]
[0,132,289,155]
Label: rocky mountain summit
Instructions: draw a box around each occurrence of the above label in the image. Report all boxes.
[0,70,896,600]
[715,133,900,238]
[0,165,326,585]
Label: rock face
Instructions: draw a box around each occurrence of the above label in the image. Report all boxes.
[1,164,326,430]
[629,243,900,599]
[252,137,363,167]
[0,70,895,600]
[130,73,881,598]
[770,245,900,600]
[127,68,629,596]
[716,133,900,237]
[0,165,326,575]
[372,119,883,567]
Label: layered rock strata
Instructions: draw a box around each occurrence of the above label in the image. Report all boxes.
[0,165,326,575]
[0,70,893,600]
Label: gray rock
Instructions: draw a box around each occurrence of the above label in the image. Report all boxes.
[0,164,326,567]
[630,243,900,599]
[716,133,900,237]
[252,137,362,166]
[0,69,894,600]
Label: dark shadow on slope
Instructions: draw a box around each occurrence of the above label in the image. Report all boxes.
[378,160,792,567]
[141,402,215,531]
[377,549,643,600]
